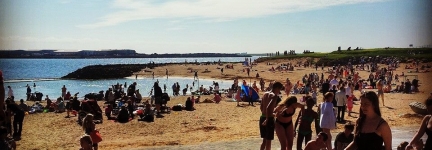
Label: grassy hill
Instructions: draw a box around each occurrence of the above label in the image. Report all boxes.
[255,48,432,65]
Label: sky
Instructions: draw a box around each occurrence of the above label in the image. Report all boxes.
[0,0,431,54]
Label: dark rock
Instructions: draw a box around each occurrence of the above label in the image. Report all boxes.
[61,64,162,79]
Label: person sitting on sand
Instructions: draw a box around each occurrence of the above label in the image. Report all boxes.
[304,132,328,150]
[139,103,154,122]
[405,98,432,150]
[79,134,93,150]
[213,93,221,104]
[334,123,354,150]
[54,97,65,113]
[185,97,194,111]
[117,106,129,123]
[104,104,112,120]
[45,95,52,109]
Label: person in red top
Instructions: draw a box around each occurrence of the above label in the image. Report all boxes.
[213,93,221,104]
[64,91,71,100]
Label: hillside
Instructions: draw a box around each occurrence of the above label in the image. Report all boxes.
[255,48,432,65]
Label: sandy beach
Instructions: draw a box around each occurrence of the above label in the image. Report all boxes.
[16,59,432,149]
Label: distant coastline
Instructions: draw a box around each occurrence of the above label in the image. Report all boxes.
[0,49,252,58]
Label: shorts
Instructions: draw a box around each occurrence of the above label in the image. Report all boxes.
[155,96,163,105]
[259,116,275,140]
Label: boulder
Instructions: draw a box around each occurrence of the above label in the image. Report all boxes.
[409,102,428,115]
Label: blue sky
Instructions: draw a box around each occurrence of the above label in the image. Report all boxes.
[0,0,431,54]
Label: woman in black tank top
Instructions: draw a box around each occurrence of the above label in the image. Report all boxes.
[345,91,392,150]
[406,98,432,150]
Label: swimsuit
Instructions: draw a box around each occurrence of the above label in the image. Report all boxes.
[276,110,295,129]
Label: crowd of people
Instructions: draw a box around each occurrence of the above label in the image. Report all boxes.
[256,58,430,150]
[0,55,431,149]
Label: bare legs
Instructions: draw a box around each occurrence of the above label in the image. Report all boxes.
[322,128,332,150]
[260,139,272,150]
[275,122,294,150]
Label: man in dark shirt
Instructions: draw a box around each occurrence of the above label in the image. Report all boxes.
[321,79,330,96]
[334,124,354,150]
[6,100,24,138]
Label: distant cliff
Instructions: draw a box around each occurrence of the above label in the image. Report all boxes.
[0,50,251,58]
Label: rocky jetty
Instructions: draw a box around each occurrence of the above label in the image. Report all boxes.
[62,64,162,79]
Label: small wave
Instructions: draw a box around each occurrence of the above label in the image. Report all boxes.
[4,78,61,83]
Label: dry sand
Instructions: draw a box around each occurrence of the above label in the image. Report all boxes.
[17,59,432,149]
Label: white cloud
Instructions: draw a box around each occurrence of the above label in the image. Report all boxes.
[78,0,387,28]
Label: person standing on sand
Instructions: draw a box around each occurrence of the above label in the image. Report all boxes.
[345,91,392,150]
[7,86,13,99]
[61,85,67,98]
[0,70,5,123]
[26,85,31,101]
[335,87,347,122]
[377,79,385,106]
[260,82,283,150]
[165,69,168,79]
[153,82,163,117]
[194,71,198,80]
[285,78,293,96]
[274,96,304,150]
[294,97,320,150]
[319,92,336,150]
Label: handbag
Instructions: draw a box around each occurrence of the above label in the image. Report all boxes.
[90,130,102,143]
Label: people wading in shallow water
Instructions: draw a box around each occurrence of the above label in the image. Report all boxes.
[319,92,336,150]
[260,82,283,150]
[345,91,392,150]
[274,96,304,150]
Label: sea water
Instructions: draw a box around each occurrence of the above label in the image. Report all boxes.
[1,57,261,100]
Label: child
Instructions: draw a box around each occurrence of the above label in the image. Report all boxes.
[235,87,242,106]
[347,95,353,116]
[334,123,354,150]
[104,104,112,120]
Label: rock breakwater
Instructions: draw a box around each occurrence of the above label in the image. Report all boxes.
[61,64,162,79]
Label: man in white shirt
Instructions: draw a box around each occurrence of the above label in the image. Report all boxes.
[335,87,347,122]
[7,86,14,99]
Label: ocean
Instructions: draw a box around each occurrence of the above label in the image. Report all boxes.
[0,57,260,100]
